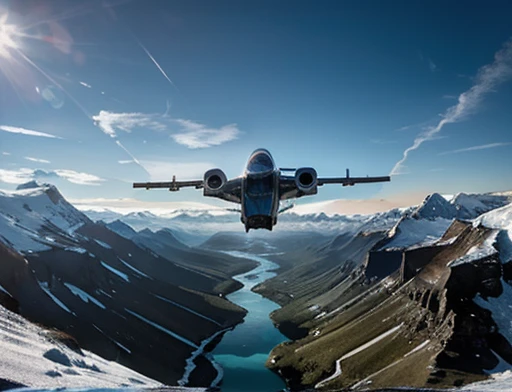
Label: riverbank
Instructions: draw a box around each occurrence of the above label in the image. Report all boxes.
[211,251,289,392]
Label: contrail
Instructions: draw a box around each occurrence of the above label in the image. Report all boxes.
[136,38,179,91]
[16,49,149,175]
[390,38,512,176]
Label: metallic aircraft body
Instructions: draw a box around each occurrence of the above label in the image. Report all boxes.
[133,149,390,232]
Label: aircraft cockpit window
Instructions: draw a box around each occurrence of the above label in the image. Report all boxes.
[246,153,274,175]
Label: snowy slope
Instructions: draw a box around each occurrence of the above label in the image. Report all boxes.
[0,305,161,388]
[0,183,91,253]
[463,370,512,391]
[475,203,512,263]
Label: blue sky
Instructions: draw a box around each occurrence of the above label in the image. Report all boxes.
[1,0,512,207]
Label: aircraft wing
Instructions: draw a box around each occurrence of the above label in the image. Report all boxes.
[133,176,242,203]
[279,169,390,200]
[133,176,203,191]
[318,175,391,186]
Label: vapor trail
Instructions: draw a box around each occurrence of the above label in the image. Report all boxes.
[136,38,179,91]
[16,49,149,175]
[390,39,512,176]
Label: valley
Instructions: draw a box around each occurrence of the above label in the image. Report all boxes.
[1,182,512,392]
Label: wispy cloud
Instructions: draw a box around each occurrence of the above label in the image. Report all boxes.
[79,81,92,88]
[92,111,240,149]
[172,119,240,149]
[54,169,105,185]
[0,168,105,186]
[394,119,435,132]
[391,39,512,176]
[118,159,134,164]
[25,156,51,164]
[140,160,213,181]
[370,138,398,145]
[92,111,166,138]
[439,142,511,156]
[428,58,437,72]
[2,152,11,156]
[0,125,62,139]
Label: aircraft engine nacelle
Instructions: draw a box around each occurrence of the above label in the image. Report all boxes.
[203,169,227,196]
[295,167,318,195]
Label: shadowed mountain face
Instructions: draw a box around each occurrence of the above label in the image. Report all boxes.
[3,184,512,392]
[0,183,256,387]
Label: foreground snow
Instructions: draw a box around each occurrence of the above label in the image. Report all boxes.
[0,305,162,388]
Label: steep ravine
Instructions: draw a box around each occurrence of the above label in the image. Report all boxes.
[256,220,512,391]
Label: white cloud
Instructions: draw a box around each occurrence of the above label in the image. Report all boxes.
[140,160,213,181]
[118,160,134,164]
[79,81,92,88]
[0,168,104,186]
[53,169,105,185]
[0,125,62,139]
[391,39,512,176]
[24,156,51,164]
[92,110,240,149]
[2,152,11,155]
[172,120,240,149]
[92,111,167,138]
[439,142,511,156]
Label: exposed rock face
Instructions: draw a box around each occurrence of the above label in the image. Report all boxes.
[263,219,512,391]
[0,184,255,387]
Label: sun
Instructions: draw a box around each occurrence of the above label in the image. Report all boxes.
[0,13,20,59]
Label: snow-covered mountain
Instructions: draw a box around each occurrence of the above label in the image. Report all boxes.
[0,182,92,253]
[0,304,162,389]
[0,182,256,388]
[3,182,512,391]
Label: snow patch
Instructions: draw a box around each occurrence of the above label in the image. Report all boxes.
[118,258,151,279]
[63,283,106,309]
[124,309,198,348]
[37,281,72,314]
[94,239,112,249]
[100,261,129,283]
[178,328,228,386]
[154,294,220,326]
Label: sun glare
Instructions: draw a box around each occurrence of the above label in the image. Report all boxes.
[0,13,20,59]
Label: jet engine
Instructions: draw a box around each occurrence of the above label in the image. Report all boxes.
[203,169,227,196]
[295,167,318,195]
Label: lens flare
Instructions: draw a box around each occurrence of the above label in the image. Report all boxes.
[0,13,20,59]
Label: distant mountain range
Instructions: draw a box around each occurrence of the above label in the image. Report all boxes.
[1,181,512,391]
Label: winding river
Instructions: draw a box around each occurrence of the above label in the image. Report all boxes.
[213,251,287,392]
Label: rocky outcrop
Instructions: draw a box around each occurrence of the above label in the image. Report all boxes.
[264,219,512,391]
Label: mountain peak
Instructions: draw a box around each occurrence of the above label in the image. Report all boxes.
[413,192,457,220]
[16,180,47,190]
